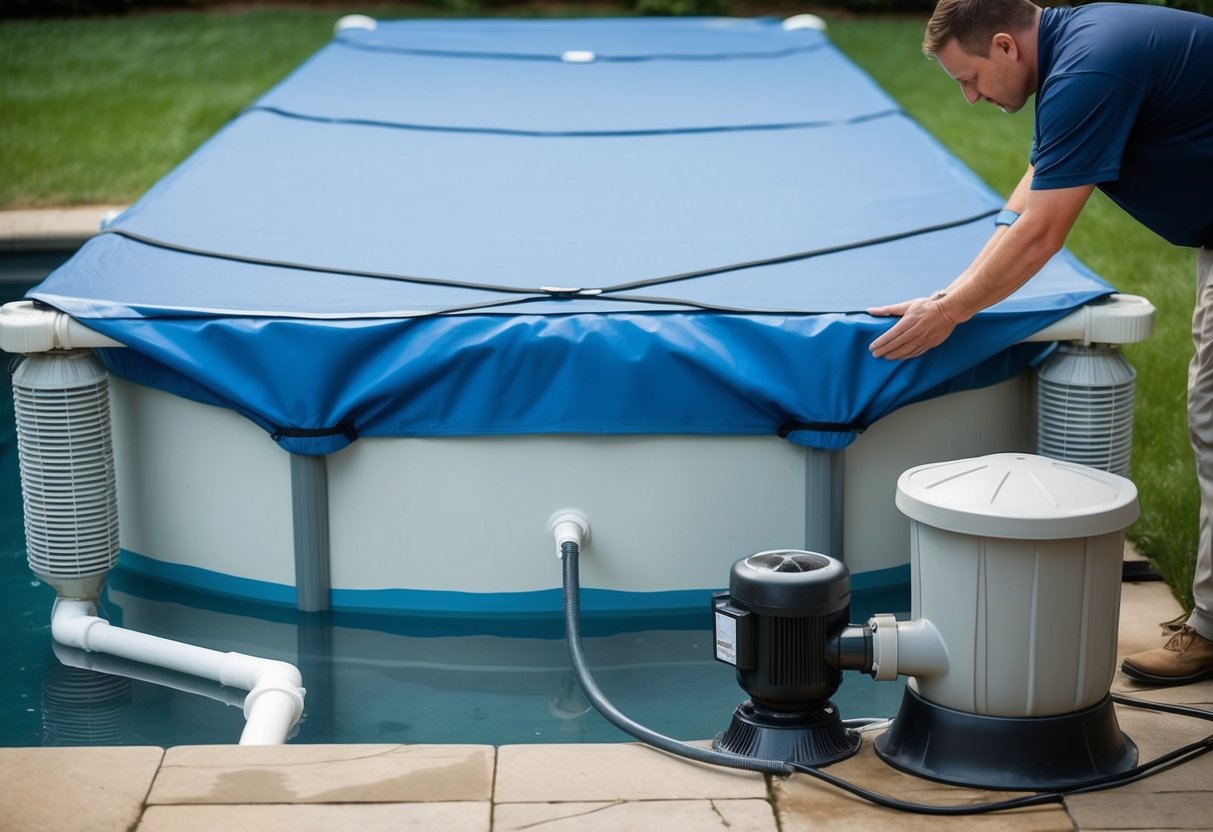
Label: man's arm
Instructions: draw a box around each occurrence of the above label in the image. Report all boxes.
[950,166,1035,284]
[867,173,1094,360]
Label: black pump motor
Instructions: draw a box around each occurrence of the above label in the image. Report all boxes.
[711,550,862,766]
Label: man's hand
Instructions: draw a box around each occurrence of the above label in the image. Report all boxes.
[867,295,959,360]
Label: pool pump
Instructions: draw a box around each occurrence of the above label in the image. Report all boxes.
[712,550,863,765]
[713,453,1144,790]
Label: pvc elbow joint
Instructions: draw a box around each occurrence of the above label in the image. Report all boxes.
[241,676,307,745]
[50,599,102,649]
[219,652,304,691]
[869,614,949,682]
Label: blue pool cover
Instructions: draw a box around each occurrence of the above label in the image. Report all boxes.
[31,17,1112,454]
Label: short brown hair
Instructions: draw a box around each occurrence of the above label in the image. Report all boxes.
[923,0,1039,58]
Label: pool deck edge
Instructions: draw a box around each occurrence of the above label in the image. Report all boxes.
[0,205,125,254]
[2,574,1210,832]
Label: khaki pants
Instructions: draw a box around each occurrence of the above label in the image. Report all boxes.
[1187,246,1213,639]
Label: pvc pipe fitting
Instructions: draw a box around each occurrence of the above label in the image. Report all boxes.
[219,652,304,692]
[0,301,123,353]
[868,613,949,682]
[241,676,307,745]
[548,509,591,557]
[1022,293,1154,345]
[870,613,899,681]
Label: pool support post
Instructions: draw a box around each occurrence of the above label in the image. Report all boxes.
[290,453,332,612]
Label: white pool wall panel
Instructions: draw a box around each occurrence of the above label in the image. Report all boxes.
[108,373,1032,602]
[109,378,294,586]
[326,434,806,594]
[842,375,1032,576]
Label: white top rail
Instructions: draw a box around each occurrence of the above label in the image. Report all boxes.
[1,292,1154,356]
[0,300,123,352]
[1020,293,1154,345]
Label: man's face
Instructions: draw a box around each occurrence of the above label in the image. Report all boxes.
[935,35,1030,114]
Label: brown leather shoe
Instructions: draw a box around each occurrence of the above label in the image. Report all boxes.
[1122,626,1213,685]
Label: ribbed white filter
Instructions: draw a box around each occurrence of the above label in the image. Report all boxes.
[12,351,120,593]
[1036,344,1136,478]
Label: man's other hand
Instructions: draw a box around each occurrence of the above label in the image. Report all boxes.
[867,296,959,360]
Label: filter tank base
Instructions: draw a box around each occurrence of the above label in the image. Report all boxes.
[874,686,1137,790]
[713,699,860,767]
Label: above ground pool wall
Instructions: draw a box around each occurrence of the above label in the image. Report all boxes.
[108,373,1032,612]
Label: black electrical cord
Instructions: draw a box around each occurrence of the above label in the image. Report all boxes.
[560,539,1213,815]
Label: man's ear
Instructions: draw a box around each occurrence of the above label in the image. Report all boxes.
[991,32,1019,60]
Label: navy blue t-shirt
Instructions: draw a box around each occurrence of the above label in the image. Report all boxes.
[1032,4,1213,248]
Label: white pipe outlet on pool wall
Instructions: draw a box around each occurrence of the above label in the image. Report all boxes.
[548,509,591,556]
[51,600,306,745]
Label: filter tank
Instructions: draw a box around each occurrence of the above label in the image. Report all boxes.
[876,453,1140,789]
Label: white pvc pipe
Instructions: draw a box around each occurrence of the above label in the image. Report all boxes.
[51,599,305,745]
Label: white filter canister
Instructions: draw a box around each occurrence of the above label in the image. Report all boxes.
[895,454,1139,717]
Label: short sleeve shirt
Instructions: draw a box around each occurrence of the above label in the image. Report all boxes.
[1031,4,1213,248]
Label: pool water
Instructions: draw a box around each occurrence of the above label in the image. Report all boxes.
[0,277,908,749]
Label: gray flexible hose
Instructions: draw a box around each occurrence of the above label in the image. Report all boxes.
[561,540,793,775]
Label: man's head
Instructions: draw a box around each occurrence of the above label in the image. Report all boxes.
[923,0,1041,113]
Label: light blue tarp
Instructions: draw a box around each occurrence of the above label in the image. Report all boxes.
[31,17,1112,454]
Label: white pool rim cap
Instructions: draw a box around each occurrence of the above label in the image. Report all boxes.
[895,453,1139,540]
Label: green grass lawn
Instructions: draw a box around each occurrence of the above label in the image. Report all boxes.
[0,7,1198,609]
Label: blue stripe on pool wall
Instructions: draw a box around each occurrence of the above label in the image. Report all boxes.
[116,549,910,616]
[117,550,298,607]
[115,549,717,615]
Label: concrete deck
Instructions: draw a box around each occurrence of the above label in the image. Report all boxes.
[0,204,125,254]
[1,575,1210,831]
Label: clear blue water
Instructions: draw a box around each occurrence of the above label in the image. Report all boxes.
[0,270,907,748]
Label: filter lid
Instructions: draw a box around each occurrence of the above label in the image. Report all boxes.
[896,453,1139,540]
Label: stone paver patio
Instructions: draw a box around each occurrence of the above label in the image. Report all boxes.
[1,577,1209,832]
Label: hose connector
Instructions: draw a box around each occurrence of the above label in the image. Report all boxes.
[548,509,591,558]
